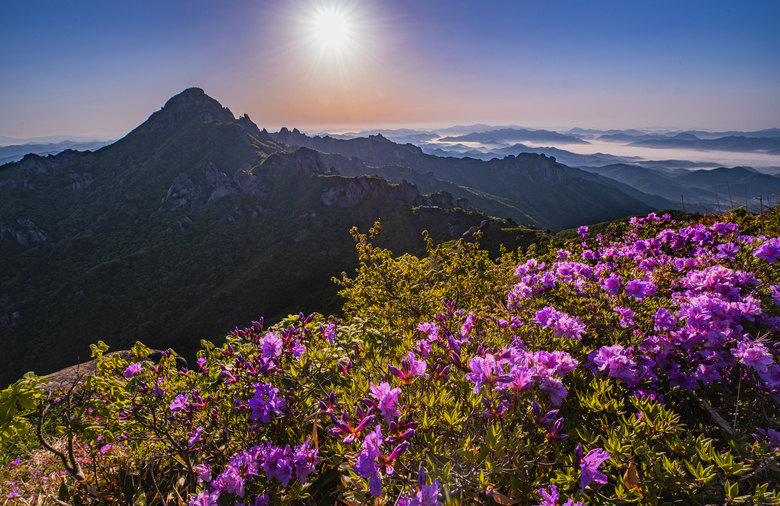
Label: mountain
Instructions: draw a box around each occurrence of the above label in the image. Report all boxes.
[439,128,589,145]
[270,129,665,230]
[578,164,780,211]
[0,88,527,386]
[629,135,780,154]
[0,140,114,165]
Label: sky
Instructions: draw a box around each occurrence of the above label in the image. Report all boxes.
[1,0,779,139]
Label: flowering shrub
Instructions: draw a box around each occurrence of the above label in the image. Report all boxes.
[1,211,779,504]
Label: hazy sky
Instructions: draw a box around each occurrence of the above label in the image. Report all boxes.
[2,0,779,138]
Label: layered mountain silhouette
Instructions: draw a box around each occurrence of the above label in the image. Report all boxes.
[580,164,780,211]
[270,128,666,230]
[0,88,668,385]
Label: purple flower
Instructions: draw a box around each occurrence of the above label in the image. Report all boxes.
[600,274,622,296]
[754,428,780,449]
[625,279,657,300]
[248,383,286,423]
[124,363,143,378]
[534,306,564,328]
[580,448,611,492]
[261,332,283,358]
[735,342,774,372]
[355,426,384,496]
[553,315,586,340]
[653,307,678,331]
[770,285,780,306]
[613,306,635,327]
[534,485,560,506]
[190,490,220,506]
[545,417,568,443]
[410,467,442,506]
[539,377,567,406]
[187,427,203,447]
[369,382,402,423]
[169,393,189,412]
[754,237,780,263]
[324,322,337,344]
[758,364,780,389]
[465,354,498,393]
[389,352,428,384]
[293,439,319,484]
[261,445,293,486]
[416,322,439,340]
[500,365,536,393]
[194,463,212,483]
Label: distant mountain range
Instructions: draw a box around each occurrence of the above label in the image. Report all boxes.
[0,140,114,165]
[438,128,589,145]
[628,136,780,154]
[578,164,780,212]
[269,128,665,230]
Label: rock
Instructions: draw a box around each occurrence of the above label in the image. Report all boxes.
[233,168,263,196]
[163,173,203,210]
[41,350,188,393]
[203,162,228,186]
[0,311,21,329]
[423,191,474,212]
[321,187,341,206]
[207,184,239,204]
[0,219,54,248]
[65,171,94,192]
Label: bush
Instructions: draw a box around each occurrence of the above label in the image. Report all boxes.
[1,209,779,505]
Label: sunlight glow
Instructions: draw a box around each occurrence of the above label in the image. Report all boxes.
[314,9,350,52]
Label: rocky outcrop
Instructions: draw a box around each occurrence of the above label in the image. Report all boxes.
[163,172,203,211]
[261,148,328,176]
[236,115,274,143]
[41,350,188,392]
[2,150,90,191]
[422,191,474,211]
[0,219,54,248]
[462,219,503,240]
[0,311,21,329]
[65,171,94,192]
[320,177,476,211]
[160,161,267,211]
[492,153,568,184]
[320,176,421,208]
[146,88,236,134]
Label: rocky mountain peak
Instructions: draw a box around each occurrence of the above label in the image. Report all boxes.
[143,88,236,133]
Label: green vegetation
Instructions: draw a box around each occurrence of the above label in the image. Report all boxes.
[0,206,778,505]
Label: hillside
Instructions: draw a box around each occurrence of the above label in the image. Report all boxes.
[270,130,661,230]
[0,88,532,386]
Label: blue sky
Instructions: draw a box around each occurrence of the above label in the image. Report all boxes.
[1,0,778,137]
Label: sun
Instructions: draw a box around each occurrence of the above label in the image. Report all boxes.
[313,9,350,52]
